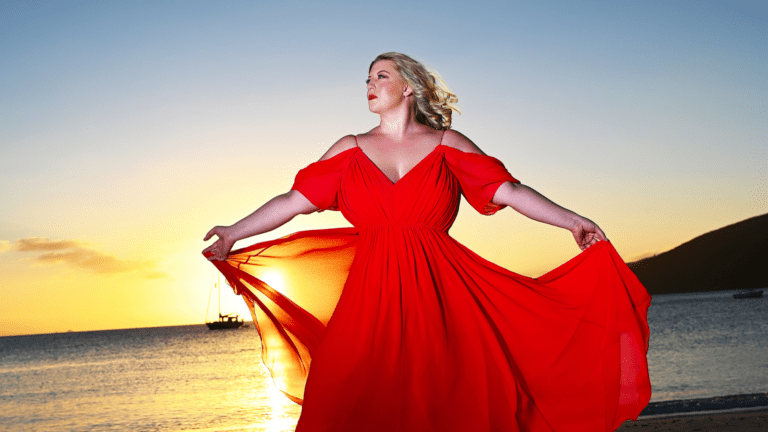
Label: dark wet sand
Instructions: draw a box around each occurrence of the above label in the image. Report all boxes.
[617,408,768,431]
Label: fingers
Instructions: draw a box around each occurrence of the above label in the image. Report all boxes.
[596,226,608,241]
[584,221,608,245]
[582,228,608,250]
[578,231,602,251]
[202,244,219,261]
[586,229,607,245]
[205,250,225,261]
[572,218,609,251]
[203,225,236,261]
[203,227,219,241]
[202,237,227,261]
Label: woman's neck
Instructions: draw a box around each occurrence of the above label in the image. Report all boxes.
[377,104,421,139]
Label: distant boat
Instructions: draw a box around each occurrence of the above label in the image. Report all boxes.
[206,313,244,330]
[733,289,763,299]
[205,272,246,330]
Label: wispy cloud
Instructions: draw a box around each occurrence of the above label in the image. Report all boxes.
[1,237,170,278]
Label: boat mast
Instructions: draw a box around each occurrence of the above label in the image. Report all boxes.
[205,270,213,323]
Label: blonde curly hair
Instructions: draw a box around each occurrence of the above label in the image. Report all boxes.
[370,52,460,130]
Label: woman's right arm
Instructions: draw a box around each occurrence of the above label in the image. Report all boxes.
[203,190,318,261]
[203,135,357,261]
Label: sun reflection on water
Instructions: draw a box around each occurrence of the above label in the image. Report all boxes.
[264,376,300,432]
[240,362,301,432]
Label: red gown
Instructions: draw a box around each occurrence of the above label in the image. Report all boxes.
[207,139,651,432]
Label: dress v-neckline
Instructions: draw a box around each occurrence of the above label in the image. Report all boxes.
[356,144,443,186]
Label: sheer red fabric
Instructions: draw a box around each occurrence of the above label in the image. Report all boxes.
[205,143,651,431]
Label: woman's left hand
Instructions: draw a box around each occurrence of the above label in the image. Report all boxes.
[571,218,608,251]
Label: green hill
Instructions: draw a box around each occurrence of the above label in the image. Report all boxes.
[627,213,768,295]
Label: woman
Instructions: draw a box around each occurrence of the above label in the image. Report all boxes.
[203,52,651,432]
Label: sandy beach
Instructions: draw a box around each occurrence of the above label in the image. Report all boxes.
[617,408,768,431]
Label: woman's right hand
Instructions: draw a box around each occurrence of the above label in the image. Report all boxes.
[203,226,235,261]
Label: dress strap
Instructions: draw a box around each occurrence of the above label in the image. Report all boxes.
[439,129,447,145]
[353,135,359,147]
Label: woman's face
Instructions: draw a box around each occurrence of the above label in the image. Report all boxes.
[367,60,411,114]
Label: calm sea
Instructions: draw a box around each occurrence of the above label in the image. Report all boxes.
[1,289,766,431]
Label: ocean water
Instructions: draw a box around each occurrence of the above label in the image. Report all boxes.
[1,289,766,431]
[0,326,301,432]
[645,289,768,401]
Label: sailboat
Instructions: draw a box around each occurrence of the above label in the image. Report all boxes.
[205,271,245,330]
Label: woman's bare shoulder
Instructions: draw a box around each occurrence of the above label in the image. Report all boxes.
[442,129,486,155]
[318,135,358,161]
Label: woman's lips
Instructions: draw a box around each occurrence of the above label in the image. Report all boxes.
[368,94,377,101]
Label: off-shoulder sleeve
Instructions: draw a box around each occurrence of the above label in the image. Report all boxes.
[443,146,520,215]
[291,149,355,211]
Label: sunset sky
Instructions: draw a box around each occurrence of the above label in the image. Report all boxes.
[1,0,766,336]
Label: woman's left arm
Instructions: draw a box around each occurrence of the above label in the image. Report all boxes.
[492,182,607,250]
[441,130,606,250]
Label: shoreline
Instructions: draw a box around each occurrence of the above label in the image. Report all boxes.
[617,393,768,432]
[619,408,768,431]
[639,392,768,417]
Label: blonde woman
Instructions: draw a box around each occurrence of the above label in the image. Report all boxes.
[204,52,651,431]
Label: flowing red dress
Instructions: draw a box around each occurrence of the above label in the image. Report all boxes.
[207,139,651,432]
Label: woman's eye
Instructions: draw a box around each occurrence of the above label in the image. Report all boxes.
[365,79,370,84]
[378,74,385,79]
